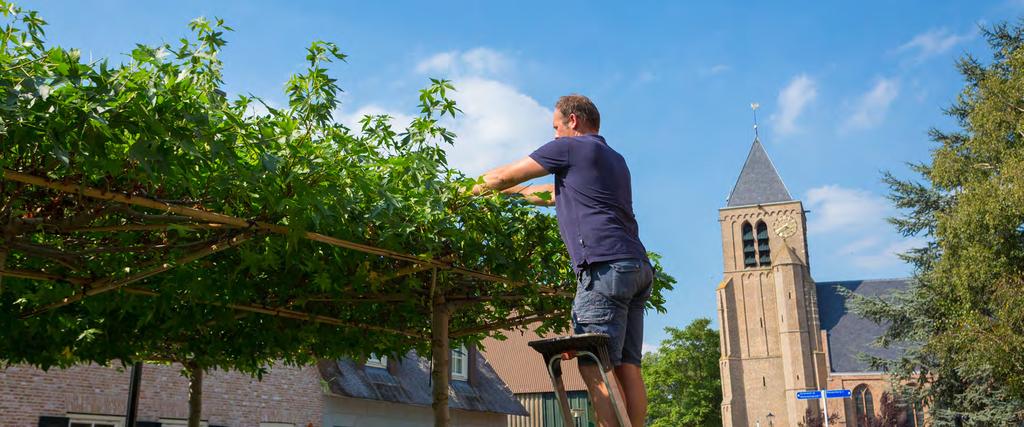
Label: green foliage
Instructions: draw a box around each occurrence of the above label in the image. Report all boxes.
[643,318,721,427]
[0,0,674,377]
[847,20,1024,426]
[797,407,839,427]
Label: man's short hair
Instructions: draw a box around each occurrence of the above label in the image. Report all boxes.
[555,94,600,132]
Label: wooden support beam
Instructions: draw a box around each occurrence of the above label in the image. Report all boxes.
[60,223,235,233]
[20,233,251,318]
[2,169,519,287]
[0,268,89,285]
[120,286,425,339]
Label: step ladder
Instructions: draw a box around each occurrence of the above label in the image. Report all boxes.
[527,333,632,427]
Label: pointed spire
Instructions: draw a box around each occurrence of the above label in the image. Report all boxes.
[726,138,793,207]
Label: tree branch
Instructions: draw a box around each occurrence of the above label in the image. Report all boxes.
[20,232,252,318]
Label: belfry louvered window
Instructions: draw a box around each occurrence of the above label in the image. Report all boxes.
[742,222,757,267]
[756,221,771,266]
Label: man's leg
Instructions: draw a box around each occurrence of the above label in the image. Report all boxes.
[617,262,653,426]
[614,363,647,426]
[580,363,623,427]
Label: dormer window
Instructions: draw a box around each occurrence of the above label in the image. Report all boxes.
[451,344,469,381]
[742,222,757,268]
[365,353,387,369]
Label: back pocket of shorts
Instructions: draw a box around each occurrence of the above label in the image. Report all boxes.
[575,306,614,324]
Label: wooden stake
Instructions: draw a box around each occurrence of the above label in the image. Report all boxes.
[430,268,450,427]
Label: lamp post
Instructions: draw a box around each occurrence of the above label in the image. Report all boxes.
[766,412,775,427]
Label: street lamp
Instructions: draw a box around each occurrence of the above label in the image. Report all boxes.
[766,412,775,427]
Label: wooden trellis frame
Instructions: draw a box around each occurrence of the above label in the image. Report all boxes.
[0,169,571,426]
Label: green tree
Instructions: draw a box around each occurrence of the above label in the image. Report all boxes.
[643,318,722,427]
[0,2,676,426]
[849,21,1024,426]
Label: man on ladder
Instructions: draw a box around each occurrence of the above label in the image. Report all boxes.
[473,94,653,427]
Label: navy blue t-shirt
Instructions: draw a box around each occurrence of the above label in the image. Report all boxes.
[529,134,648,271]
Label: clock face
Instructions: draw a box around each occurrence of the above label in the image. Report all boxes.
[775,215,798,238]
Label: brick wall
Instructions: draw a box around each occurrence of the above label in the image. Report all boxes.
[0,362,324,427]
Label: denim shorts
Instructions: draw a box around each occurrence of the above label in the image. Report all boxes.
[572,258,654,366]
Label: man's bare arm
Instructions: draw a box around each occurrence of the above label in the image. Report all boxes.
[471,157,554,206]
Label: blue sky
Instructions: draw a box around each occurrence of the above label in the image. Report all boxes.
[20,1,1022,351]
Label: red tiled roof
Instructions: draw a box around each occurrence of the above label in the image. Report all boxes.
[479,322,587,394]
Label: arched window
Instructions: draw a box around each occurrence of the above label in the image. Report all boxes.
[742,222,757,268]
[756,221,771,266]
[854,384,874,424]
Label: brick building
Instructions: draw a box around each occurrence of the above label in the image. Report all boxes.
[716,137,925,426]
[1,348,524,427]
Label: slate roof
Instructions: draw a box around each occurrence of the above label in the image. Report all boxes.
[816,279,911,373]
[726,139,793,207]
[317,350,528,416]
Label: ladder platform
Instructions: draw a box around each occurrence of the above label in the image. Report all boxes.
[527,333,609,360]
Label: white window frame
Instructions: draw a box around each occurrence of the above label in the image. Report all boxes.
[451,344,469,381]
[159,418,209,427]
[68,414,124,427]
[365,353,388,369]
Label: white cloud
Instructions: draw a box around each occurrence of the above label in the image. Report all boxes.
[805,185,890,234]
[415,47,508,77]
[411,48,553,176]
[709,64,731,74]
[336,104,415,133]
[770,74,817,136]
[348,47,552,176]
[642,342,658,355]
[444,77,552,176]
[415,51,457,74]
[897,28,974,62]
[850,237,927,270]
[842,78,899,131]
[637,70,657,83]
[805,185,924,272]
[839,236,882,255]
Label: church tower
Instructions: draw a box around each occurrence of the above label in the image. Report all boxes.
[717,137,828,426]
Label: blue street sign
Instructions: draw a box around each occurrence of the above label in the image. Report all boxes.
[796,391,822,400]
[826,389,852,399]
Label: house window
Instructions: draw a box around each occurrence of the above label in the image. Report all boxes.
[69,414,124,427]
[451,344,469,381]
[741,222,757,267]
[853,384,874,424]
[365,353,387,369]
[755,221,771,266]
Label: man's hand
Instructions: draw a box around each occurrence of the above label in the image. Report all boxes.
[503,183,556,206]
[471,157,554,206]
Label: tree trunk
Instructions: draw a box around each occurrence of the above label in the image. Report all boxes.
[185,361,203,427]
[430,270,450,427]
[0,250,7,294]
